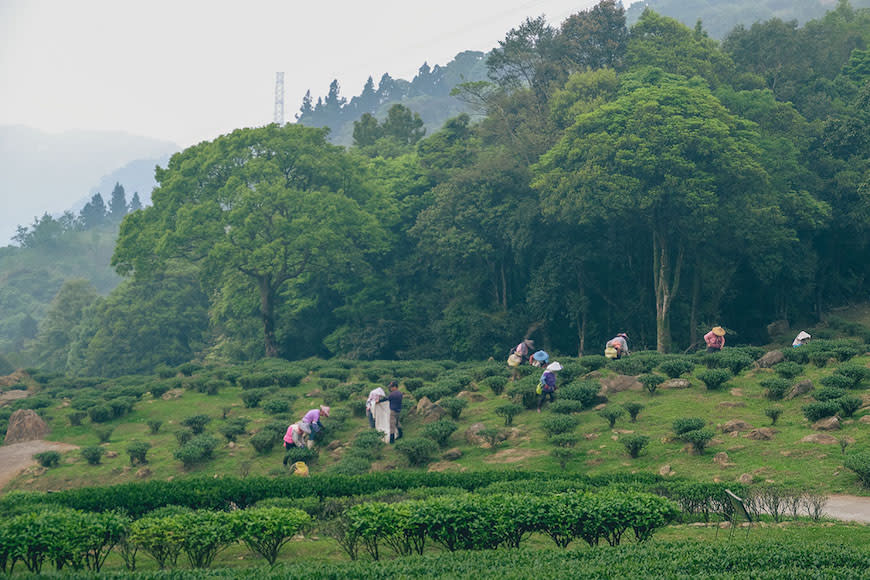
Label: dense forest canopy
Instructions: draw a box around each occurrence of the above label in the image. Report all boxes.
[3,1,870,376]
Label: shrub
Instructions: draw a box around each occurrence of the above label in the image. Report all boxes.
[801,401,841,422]
[394,437,439,467]
[814,386,846,402]
[318,367,351,381]
[274,369,306,388]
[480,376,508,396]
[175,435,219,467]
[773,362,804,380]
[550,400,584,414]
[682,428,714,454]
[262,397,293,415]
[81,446,105,465]
[250,430,278,455]
[837,396,862,418]
[712,350,754,375]
[760,377,791,401]
[506,380,538,410]
[241,389,268,408]
[808,351,835,367]
[219,418,249,442]
[658,357,696,378]
[673,417,706,436]
[68,411,86,426]
[607,357,649,375]
[283,447,318,465]
[181,414,212,435]
[579,354,608,371]
[238,373,276,390]
[34,450,61,467]
[819,375,854,391]
[558,381,600,408]
[834,363,870,387]
[127,441,151,465]
[478,428,503,449]
[764,407,783,425]
[87,404,113,423]
[697,368,732,390]
[333,456,373,476]
[350,430,386,460]
[598,406,625,428]
[439,397,468,420]
[557,362,589,384]
[622,434,650,458]
[95,427,113,443]
[844,452,870,488]
[414,385,452,404]
[403,378,424,392]
[421,419,458,448]
[548,433,578,448]
[623,402,644,422]
[541,415,579,437]
[147,419,162,434]
[494,403,523,426]
[638,374,665,395]
[231,507,310,565]
[551,447,576,469]
[176,429,194,445]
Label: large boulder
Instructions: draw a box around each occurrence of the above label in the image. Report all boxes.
[3,409,49,444]
[785,380,814,400]
[415,397,448,423]
[721,420,753,433]
[744,428,777,440]
[812,416,841,431]
[599,375,641,394]
[755,350,785,368]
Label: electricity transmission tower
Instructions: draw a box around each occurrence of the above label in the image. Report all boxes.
[274,72,285,125]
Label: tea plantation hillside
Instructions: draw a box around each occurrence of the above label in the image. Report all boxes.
[1,321,870,577]
[1,328,869,495]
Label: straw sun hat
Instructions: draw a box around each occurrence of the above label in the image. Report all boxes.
[712,326,725,337]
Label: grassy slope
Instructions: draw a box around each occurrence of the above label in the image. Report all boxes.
[4,344,868,496]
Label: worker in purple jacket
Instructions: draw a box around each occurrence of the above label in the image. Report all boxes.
[300,405,330,440]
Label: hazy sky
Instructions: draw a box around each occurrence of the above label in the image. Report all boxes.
[0,0,629,148]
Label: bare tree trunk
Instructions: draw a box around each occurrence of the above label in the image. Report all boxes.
[653,230,683,354]
[260,278,279,358]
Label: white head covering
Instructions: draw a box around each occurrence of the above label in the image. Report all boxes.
[367,387,386,408]
[796,331,811,341]
[546,362,563,372]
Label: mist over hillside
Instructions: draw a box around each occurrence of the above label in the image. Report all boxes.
[0,126,178,245]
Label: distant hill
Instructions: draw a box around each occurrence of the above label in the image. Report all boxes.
[0,126,178,245]
[295,50,489,146]
[626,0,870,39]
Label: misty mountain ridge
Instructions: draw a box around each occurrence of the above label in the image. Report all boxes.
[0,125,179,245]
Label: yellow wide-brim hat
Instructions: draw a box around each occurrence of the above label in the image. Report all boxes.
[712,326,725,337]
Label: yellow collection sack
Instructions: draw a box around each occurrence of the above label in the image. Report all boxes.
[507,353,522,367]
[292,461,309,477]
[604,346,618,359]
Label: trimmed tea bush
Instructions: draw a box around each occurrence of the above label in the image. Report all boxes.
[439,397,468,420]
[218,418,249,442]
[658,357,696,378]
[837,396,862,418]
[682,428,714,454]
[598,406,625,428]
[697,368,732,390]
[623,402,644,422]
[541,415,579,437]
[764,407,783,425]
[558,381,599,408]
[550,400,585,414]
[231,507,310,565]
[480,376,507,396]
[801,401,841,422]
[250,430,278,455]
[819,375,854,391]
[673,417,705,436]
[81,446,105,465]
[494,403,523,426]
[127,441,151,465]
[622,434,650,458]
[34,450,60,467]
[813,387,846,402]
[773,361,804,380]
[181,414,212,435]
[394,437,439,467]
[421,419,458,448]
[834,363,870,387]
[844,451,870,488]
[760,377,791,401]
[638,374,665,395]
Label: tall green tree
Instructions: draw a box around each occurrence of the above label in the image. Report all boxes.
[30,279,98,371]
[113,124,389,358]
[108,182,127,222]
[533,69,777,352]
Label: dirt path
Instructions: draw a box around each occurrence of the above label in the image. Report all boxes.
[823,495,870,524]
[0,440,79,490]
